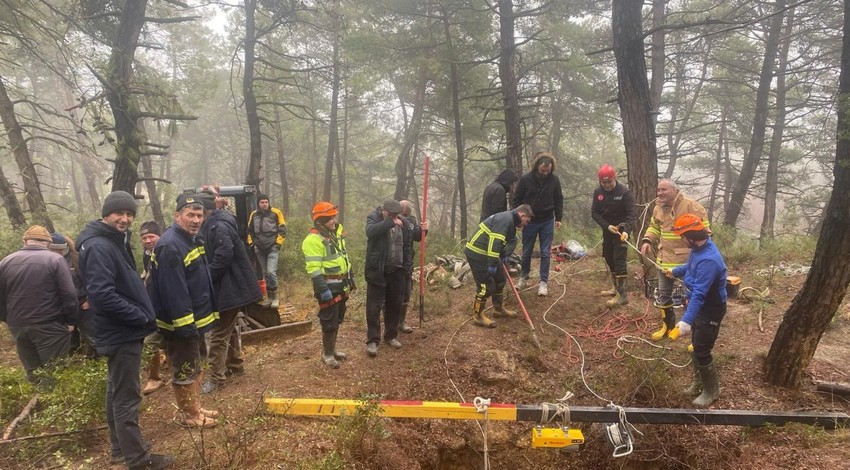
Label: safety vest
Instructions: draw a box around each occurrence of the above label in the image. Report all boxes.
[302,224,351,293]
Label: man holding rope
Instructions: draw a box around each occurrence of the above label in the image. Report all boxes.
[591,164,636,308]
[640,179,709,342]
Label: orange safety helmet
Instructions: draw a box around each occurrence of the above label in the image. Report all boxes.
[598,164,616,181]
[311,201,338,221]
[672,213,705,236]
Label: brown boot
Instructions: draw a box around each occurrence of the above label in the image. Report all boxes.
[173,382,218,428]
[194,373,220,418]
[142,351,165,395]
[491,292,517,318]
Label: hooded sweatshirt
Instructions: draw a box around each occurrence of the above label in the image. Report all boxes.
[512,153,563,223]
[77,221,156,347]
[480,169,518,222]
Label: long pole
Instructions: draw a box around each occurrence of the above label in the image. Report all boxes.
[419,156,430,327]
[503,263,542,349]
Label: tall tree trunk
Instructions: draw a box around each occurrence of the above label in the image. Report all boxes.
[139,151,164,226]
[650,0,665,114]
[724,0,786,228]
[393,64,428,201]
[550,92,563,157]
[310,102,318,205]
[612,0,658,234]
[273,107,290,215]
[107,0,148,195]
[0,76,54,231]
[707,105,728,224]
[324,12,341,202]
[243,0,263,188]
[760,9,794,244]
[663,50,709,178]
[764,0,850,388]
[0,164,26,228]
[443,12,468,238]
[338,89,351,224]
[497,0,523,176]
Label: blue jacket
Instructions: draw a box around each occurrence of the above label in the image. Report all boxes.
[200,209,262,311]
[76,221,156,347]
[672,239,727,325]
[151,223,219,338]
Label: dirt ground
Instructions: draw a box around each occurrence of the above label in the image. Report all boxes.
[3,250,850,469]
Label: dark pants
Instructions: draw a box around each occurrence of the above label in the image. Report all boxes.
[9,322,72,382]
[468,256,506,300]
[520,219,554,282]
[318,298,347,333]
[366,268,405,344]
[207,307,243,384]
[165,334,207,385]
[602,231,628,276]
[96,340,150,466]
[402,274,413,309]
[693,305,726,366]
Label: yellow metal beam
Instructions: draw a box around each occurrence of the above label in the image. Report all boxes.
[266,398,519,421]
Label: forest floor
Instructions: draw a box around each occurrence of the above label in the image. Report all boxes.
[2,248,850,469]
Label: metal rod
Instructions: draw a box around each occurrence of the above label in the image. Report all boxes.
[503,263,543,349]
[419,156,430,327]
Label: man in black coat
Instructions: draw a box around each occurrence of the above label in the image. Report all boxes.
[591,164,637,308]
[480,169,518,222]
[198,190,262,394]
[398,200,428,333]
[364,200,407,357]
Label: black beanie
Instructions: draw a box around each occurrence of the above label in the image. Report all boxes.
[102,191,137,218]
[139,221,161,236]
[257,194,269,204]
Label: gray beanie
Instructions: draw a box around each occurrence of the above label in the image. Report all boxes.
[102,191,137,218]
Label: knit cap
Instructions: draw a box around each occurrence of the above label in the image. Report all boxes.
[102,191,138,217]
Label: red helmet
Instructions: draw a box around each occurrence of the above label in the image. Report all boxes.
[672,213,705,236]
[598,164,616,181]
[311,201,338,221]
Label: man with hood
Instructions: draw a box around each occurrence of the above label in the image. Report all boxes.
[480,168,518,221]
[198,189,262,393]
[246,194,286,308]
[77,191,173,469]
[512,151,564,296]
[150,193,220,428]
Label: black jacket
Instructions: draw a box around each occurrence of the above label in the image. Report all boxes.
[465,210,520,266]
[77,221,156,347]
[201,209,263,311]
[591,181,637,235]
[401,214,424,275]
[480,169,518,222]
[512,154,563,222]
[364,206,409,286]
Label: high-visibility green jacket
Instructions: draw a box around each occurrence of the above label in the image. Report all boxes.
[464,209,520,266]
[301,224,352,296]
[642,192,710,269]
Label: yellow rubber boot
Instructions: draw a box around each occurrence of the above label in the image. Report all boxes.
[472,297,496,328]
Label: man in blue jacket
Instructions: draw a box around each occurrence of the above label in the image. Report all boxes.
[151,194,220,428]
[198,189,262,393]
[664,214,727,407]
[77,191,173,469]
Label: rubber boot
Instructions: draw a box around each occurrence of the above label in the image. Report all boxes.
[173,382,217,428]
[683,353,702,396]
[194,373,220,418]
[650,306,676,341]
[142,351,165,395]
[332,329,346,361]
[398,305,413,333]
[269,289,279,309]
[258,292,272,308]
[599,274,616,296]
[472,297,496,328]
[321,330,340,369]
[693,361,720,407]
[605,275,629,308]
[491,292,517,318]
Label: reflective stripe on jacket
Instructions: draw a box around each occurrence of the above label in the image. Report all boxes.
[302,224,352,295]
[465,210,519,266]
[151,223,219,337]
[642,192,710,268]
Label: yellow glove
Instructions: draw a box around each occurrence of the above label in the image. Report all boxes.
[620,231,629,242]
[607,225,619,234]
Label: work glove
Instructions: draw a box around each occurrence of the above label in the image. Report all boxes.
[662,268,674,279]
[676,321,692,336]
[500,256,510,265]
[488,265,498,276]
[620,231,629,242]
[607,224,619,235]
[319,289,333,303]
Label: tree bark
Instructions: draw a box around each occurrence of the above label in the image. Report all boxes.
[273,106,290,215]
[393,64,428,201]
[724,0,786,228]
[107,0,149,195]
[497,0,523,176]
[650,0,665,114]
[760,9,794,243]
[0,76,54,231]
[612,0,658,233]
[0,164,26,229]
[707,105,728,224]
[243,0,263,188]
[764,0,850,388]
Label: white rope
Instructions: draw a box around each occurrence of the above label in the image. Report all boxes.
[473,396,491,470]
[615,335,691,368]
[755,261,810,277]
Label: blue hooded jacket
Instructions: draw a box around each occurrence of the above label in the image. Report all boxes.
[672,238,727,325]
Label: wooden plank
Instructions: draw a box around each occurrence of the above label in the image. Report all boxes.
[241,320,312,344]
